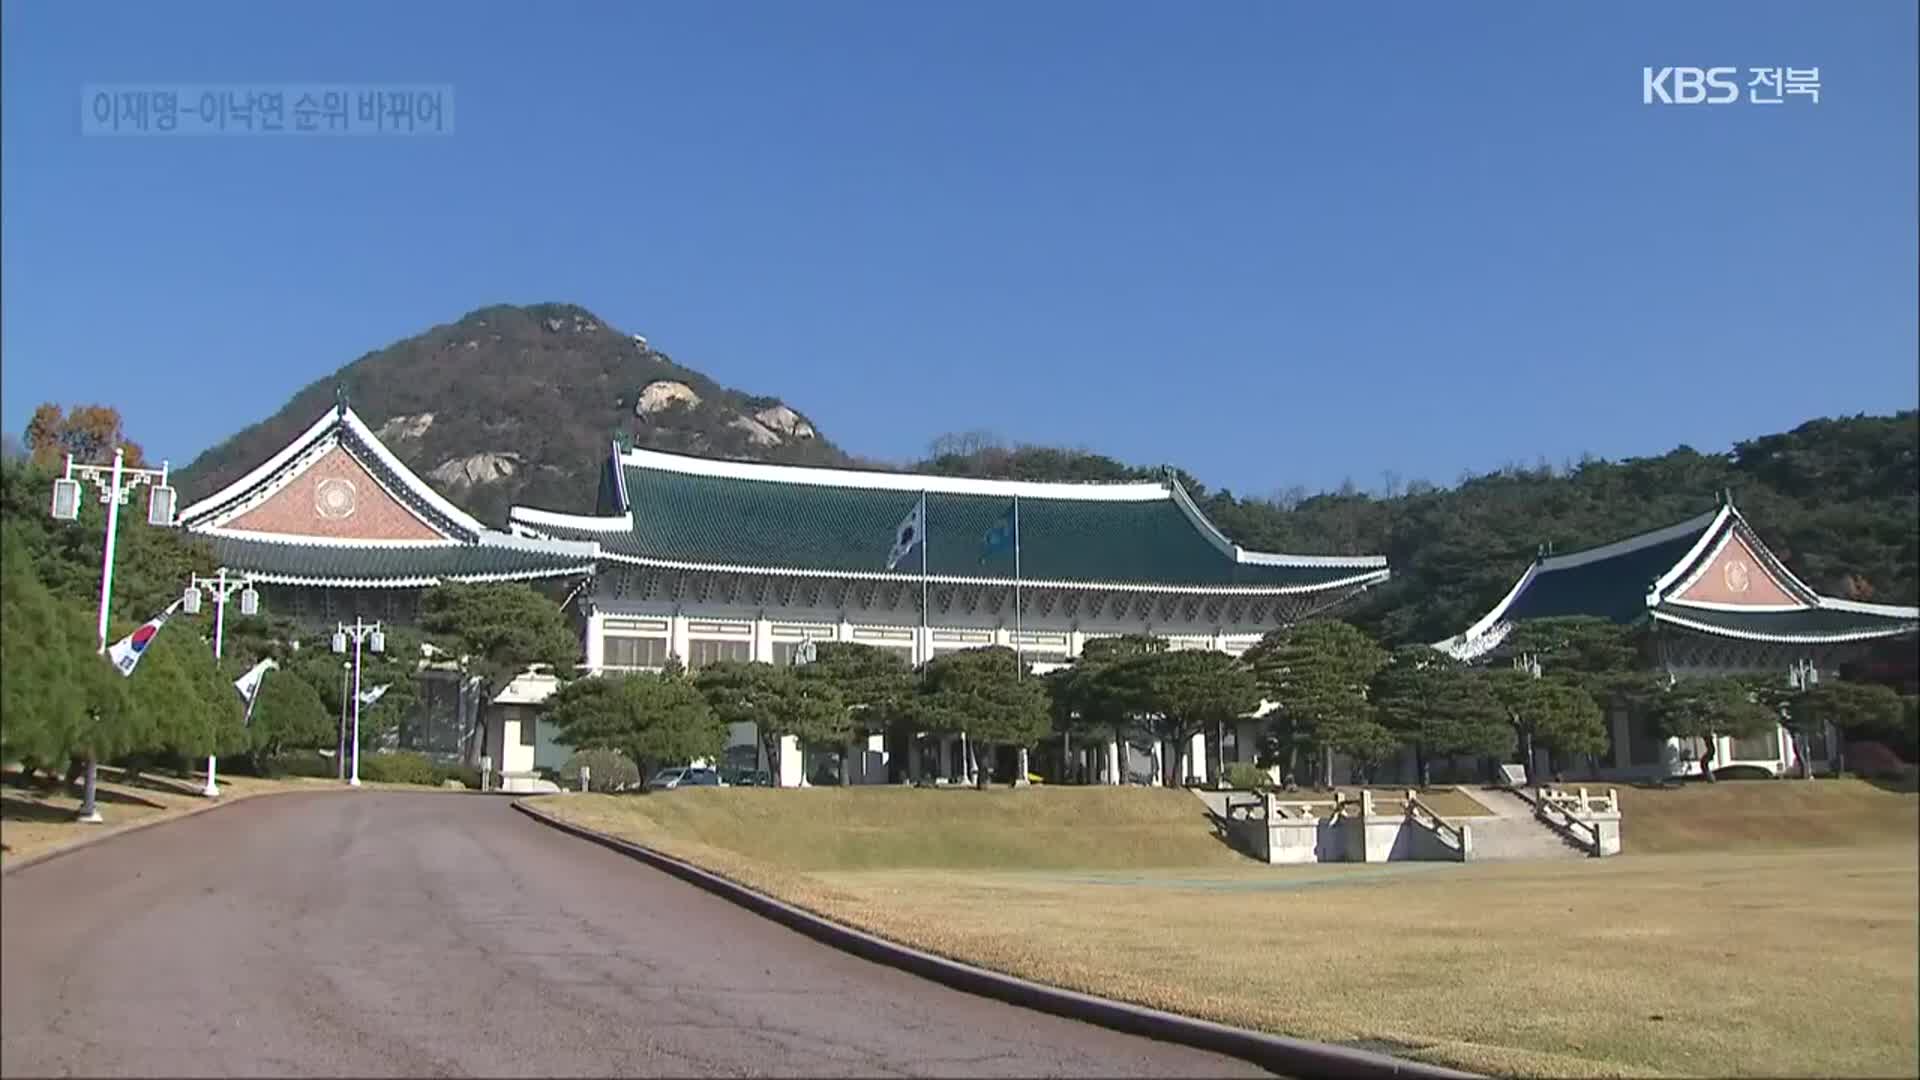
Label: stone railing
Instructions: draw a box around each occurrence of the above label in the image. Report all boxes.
[1403,790,1472,861]
[1529,786,1621,857]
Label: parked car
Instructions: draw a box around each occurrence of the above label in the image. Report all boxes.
[647,767,723,790]
[721,767,770,787]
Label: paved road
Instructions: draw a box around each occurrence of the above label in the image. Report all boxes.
[2,791,1267,1077]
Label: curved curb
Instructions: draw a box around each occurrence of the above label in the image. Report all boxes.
[1,784,360,877]
[512,799,1482,1080]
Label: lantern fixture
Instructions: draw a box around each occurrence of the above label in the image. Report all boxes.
[369,630,385,655]
[181,587,202,615]
[50,477,81,521]
[147,484,177,527]
[238,585,260,617]
[331,631,348,655]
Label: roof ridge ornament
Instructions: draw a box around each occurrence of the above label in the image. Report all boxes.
[335,384,348,419]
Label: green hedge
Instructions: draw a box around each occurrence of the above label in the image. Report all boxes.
[433,763,481,790]
[1223,762,1273,791]
[256,751,337,779]
[356,751,438,786]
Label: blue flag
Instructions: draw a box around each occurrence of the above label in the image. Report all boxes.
[979,502,1015,563]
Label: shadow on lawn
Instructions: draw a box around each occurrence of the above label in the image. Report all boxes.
[103,771,208,798]
[1200,806,1263,862]
[0,785,164,820]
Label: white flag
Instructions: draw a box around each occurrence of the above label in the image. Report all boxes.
[358,683,391,707]
[233,658,278,705]
[234,659,278,726]
[105,600,183,677]
[886,494,926,571]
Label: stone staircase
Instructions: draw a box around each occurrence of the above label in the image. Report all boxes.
[1459,787,1588,860]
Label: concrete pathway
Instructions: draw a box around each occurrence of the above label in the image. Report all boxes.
[1,791,1266,1078]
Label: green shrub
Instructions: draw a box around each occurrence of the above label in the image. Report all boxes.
[258,751,336,779]
[432,763,481,790]
[562,747,640,792]
[1223,762,1272,791]
[357,751,438,785]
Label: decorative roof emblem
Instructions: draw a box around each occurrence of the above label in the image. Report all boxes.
[1724,558,1751,594]
[315,477,358,520]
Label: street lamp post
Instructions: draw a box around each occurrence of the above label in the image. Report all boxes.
[180,568,259,797]
[332,620,385,786]
[1788,658,1820,781]
[337,663,350,781]
[48,447,175,823]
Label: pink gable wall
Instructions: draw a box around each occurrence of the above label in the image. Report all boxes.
[1676,532,1802,607]
[223,446,444,541]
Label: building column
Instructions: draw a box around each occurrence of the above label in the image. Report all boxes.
[836,613,853,643]
[1106,740,1121,786]
[1148,742,1163,786]
[1014,747,1030,786]
[908,733,923,782]
[584,610,607,675]
[1188,731,1208,786]
[1067,627,1086,659]
[669,610,690,669]
[866,732,888,784]
[752,612,773,664]
[938,736,953,783]
[777,735,805,788]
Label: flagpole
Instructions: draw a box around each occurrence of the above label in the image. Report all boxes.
[1012,495,1022,677]
[919,493,929,671]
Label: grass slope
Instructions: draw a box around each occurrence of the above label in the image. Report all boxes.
[589,786,1245,871]
[1606,778,1920,853]
[536,781,1920,1078]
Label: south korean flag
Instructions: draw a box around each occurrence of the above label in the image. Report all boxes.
[885,494,926,571]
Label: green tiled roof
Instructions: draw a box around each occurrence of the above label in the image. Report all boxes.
[518,454,1387,592]
[1654,602,1919,644]
[204,533,596,588]
[1441,502,1920,656]
[1502,530,1712,625]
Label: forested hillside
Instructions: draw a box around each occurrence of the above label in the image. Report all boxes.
[174,304,847,527]
[917,413,1919,645]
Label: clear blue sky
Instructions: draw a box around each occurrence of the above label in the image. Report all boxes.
[4,1,1914,498]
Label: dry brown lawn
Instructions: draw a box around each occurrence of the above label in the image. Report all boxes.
[1601,778,1920,853]
[537,783,1920,1079]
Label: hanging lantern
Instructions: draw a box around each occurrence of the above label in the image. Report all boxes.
[181,586,202,615]
[331,631,348,655]
[49,477,81,521]
[238,585,260,617]
[147,484,177,527]
[369,629,386,655]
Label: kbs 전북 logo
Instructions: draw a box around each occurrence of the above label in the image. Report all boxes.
[1642,67,1820,105]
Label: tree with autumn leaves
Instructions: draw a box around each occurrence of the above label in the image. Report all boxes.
[23,403,148,470]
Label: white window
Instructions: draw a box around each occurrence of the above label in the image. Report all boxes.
[604,635,669,672]
[686,638,751,670]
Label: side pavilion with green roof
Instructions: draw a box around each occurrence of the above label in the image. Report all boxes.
[175,399,601,785]
[508,441,1391,786]
[1432,495,1918,782]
